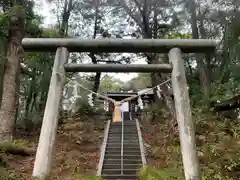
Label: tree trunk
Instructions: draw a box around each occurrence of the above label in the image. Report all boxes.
[148,54,176,124]
[0,6,24,141]
[156,54,176,124]
[198,13,211,103]
[91,0,101,101]
[58,0,73,118]
[119,0,176,123]
[189,0,210,106]
[93,72,101,101]
[39,92,48,112]
[196,58,210,105]
[59,0,73,37]
[150,72,160,101]
[0,34,9,107]
[24,69,36,131]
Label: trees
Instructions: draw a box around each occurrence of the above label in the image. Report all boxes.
[0,3,25,141]
[0,1,56,138]
[107,0,180,122]
[0,0,239,140]
[123,73,151,91]
[0,2,239,178]
[184,0,211,106]
[182,0,240,106]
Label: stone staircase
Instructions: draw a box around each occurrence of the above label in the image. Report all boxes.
[100,112,145,180]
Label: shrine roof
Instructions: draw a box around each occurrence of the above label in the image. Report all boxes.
[137,88,154,95]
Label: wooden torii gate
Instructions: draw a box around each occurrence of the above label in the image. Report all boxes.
[22,38,217,180]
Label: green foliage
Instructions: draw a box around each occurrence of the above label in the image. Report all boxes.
[123,73,151,91]
[165,32,192,39]
[193,110,240,179]
[9,5,25,18]
[143,105,240,180]
[0,13,9,40]
[17,28,59,128]
[144,103,170,122]
[75,101,96,116]
[139,166,184,180]
[0,175,21,180]
[98,75,123,93]
[1,0,240,178]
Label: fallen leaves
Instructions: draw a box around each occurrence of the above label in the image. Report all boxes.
[0,117,106,179]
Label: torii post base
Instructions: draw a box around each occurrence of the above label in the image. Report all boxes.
[113,102,122,123]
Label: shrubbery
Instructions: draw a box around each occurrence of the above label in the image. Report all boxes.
[141,103,240,180]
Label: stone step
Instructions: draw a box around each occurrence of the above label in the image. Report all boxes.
[107,138,139,141]
[107,140,139,144]
[109,129,137,132]
[106,143,139,147]
[104,154,142,160]
[107,136,139,139]
[102,168,140,175]
[107,137,138,142]
[108,132,138,135]
[108,133,138,136]
[105,150,141,155]
[105,152,141,156]
[107,141,139,144]
[111,126,136,128]
[103,158,142,164]
[103,163,142,170]
[111,122,136,124]
[110,127,136,129]
[105,147,140,152]
[108,136,139,139]
[108,136,138,139]
[110,126,136,129]
[99,117,144,180]
[102,174,138,180]
[111,124,136,127]
[110,123,137,129]
[105,147,141,152]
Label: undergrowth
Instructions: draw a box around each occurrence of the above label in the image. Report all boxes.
[140,166,183,180]
[0,111,105,180]
[0,175,103,180]
[141,104,240,180]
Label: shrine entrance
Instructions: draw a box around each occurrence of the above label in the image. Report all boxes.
[104,92,138,121]
[21,37,217,180]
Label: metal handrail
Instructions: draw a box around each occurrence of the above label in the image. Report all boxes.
[136,119,147,165]
[96,120,111,176]
[121,112,124,175]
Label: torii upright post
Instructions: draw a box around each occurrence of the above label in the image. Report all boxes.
[32,47,69,179]
[169,48,201,180]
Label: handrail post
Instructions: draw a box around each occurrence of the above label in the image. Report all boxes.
[121,116,124,175]
[135,119,147,165]
[96,120,111,176]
